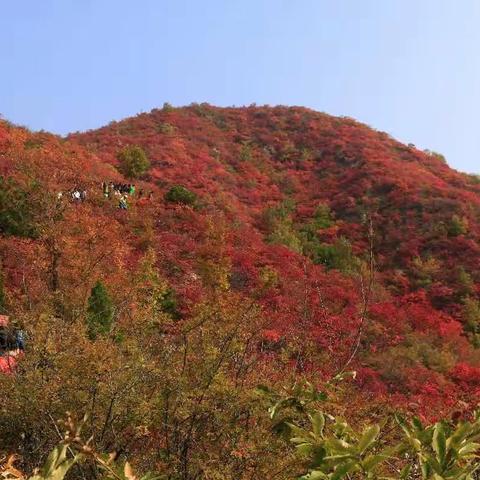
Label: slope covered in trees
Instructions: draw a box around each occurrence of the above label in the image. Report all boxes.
[1,105,480,478]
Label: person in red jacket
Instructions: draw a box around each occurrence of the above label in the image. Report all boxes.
[0,315,24,374]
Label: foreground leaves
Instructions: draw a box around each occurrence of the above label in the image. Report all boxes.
[264,381,480,480]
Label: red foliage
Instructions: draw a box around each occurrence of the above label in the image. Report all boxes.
[2,104,480,412]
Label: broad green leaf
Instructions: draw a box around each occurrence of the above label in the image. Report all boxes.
[296,443,314,456]
[448,423,474,451]
[399,464,412,479]
[330,460,357,480]
[421,459,431,480]
[323,454,357,463]
[424,454,443,475]
[291,436,313,444]
[412,417,424,432]
[299,470,328,480]
[47,458,78,480]
[361,453,390,472]
[324,438,353,454]
[458,442,480,457]
[310,412,325,437]
[357,425,380,455]
[40,445,64,476]
[432,423,447,466]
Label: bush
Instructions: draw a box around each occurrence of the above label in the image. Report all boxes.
[157,122,175,135]
[263,200,303,253]
[159,287,181,320]
[447,214,469,237]
[308,237,356,272]
[116,145,150,179]
[86,281,114,339]
[164,185,197,205]
[0,176,41,238]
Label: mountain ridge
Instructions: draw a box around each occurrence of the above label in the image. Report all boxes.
[1,104,480,419]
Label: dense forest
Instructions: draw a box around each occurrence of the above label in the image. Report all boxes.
[1,104,480,479]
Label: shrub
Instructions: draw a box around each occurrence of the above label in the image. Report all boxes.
[308,237,356,272]
[239,141,253,162]
[447,214,469,237]
[162,102,174,112]
[164,185,197,205]
[157,122,175,135]
[159,287,181,320]
[117,145,150,179]
[0,176,41,238]
[263,200,303,253]
[86,281,114,339]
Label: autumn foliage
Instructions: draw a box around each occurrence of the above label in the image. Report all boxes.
[1,104,480,478]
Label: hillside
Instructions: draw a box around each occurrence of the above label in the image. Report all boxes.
[1,105,480,477]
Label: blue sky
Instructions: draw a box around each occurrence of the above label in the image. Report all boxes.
[1,0,479,173]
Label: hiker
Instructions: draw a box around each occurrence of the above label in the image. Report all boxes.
[129,184,135,196]
[72,190,81,202]
[102,181,109,198]
[119,195,128,210]
[80,190,87,202]
[148,191,153,201]
[0,328,15,354]
[15,330,25,352]
[0,326,7,352]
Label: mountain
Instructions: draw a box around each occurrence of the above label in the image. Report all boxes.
[1,105,480,474]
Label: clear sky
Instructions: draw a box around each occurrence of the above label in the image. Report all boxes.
[1,0,479,173]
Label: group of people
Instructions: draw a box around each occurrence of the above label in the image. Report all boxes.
[57,188,88,203]
[57,182,154,211]
[103,182,136,197]
[102,181,153,210]
[71,188,87,202]
[102,181,134,210]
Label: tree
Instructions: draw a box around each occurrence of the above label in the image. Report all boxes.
[117,145,150,179]
[447,214,468,237]
[164,185,197,205]
[0,176,41,238]
[86,281,114,339]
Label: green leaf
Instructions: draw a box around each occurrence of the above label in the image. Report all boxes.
[310,412,326,437]
[291,436,312,445]
[299,470,328,480]
[458,442,480,457]
[296,443,314,456]
[448,423,473,451]
[432,423,447,466]
[324,438,353,455]
[323,454,358,467]
[357,425,380,455]
[48,458,78,480]
[330,460,357,480]
[421,459,431,479]
[399,464,412,479]
[361,453,390,472]
[412,417,424,432]
[40,446,60,476]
